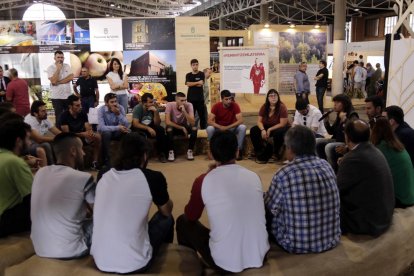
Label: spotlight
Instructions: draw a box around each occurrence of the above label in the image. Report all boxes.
[110,3,115,7]
[116,4,121,8]
[314,23,321,29]
[289,23,296,28]
[264,23,270,28]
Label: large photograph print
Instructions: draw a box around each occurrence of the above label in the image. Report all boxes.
[122,18,175,50]
[0,20,38,53]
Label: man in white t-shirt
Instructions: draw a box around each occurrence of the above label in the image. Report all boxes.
[91,133,174,274]
[176,131,269,273]
[293,98,327,138]
[47,50,73,122]
[24,100,61,166]
[31,132,95,259]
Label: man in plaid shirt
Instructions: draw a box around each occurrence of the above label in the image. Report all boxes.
[265,125,341,253]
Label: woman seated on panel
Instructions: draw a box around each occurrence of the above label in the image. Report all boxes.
[250,89,290,164]
[370,116,414,208]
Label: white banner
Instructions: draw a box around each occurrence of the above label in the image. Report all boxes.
[220,47,269,94]
[89,19,123,52]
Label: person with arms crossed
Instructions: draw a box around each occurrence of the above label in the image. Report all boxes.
[186,59,206,129]
[73,67,100,113]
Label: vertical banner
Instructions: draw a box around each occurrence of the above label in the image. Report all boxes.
[89,18,123,52]
[175,17,210,97]
[220,47,269,94]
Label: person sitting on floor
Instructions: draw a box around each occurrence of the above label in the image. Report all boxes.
[31,132,95,258]
[97,92,130,167]
[176,131,269,274]
[24,100,61,167]
[0,117,33,237]
[165,92,197,161]
[60,95,101,170]
[365,95,384,128]
[132,93,168,163]
[337,120,394,236]
[370,117,414,208]
[265,125,340,253]
[91,133,174,274]
[292,98,327,138]
[250,89,290,164]
[207,89,246,160]
[383,105,414,165]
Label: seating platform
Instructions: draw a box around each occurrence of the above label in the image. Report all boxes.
[3,207,414,275]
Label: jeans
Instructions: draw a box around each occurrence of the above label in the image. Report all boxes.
[315,86,327,113]
[250,125,289,161]
[206,124,247,150]
[116,94,129,114]
[81,96,96,113]
[100,130,124,166]
[51,98,67,126]
[315,138,343,171]
[166,125,198,151]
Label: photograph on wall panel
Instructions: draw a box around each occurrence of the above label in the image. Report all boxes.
[0,20,38,53]
[278,31,327,94]
[123,50,176,107]
[122,18,175,50]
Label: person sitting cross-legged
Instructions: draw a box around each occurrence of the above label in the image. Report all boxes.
[91,133,174,274]
[207,89,246,160]
[131,93,168,163]
[265,125,341,253]
[165,92,197,161]
[97,92,130,167]
[31,132,95,258]
[60,94,101,170]
[176,131,269,273]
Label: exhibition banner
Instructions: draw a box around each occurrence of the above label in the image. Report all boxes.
[0,20,38,53]
[89,18,123,52]
[220,47,269,94]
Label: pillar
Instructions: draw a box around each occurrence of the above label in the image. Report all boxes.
[332,0,346,96]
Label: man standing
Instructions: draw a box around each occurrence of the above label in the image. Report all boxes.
[368,63,382,97]
[73,67,100,113]
[186,59,206,129]
[176,131,269,273]
[364,95,384,128]
[47,50,73,121]
[92,133,174,273]
[384,105,414,164]
[165,92,197,161]
[250,58,265,94]
[0,66,10,103]
[132,93,168,163]
[60,95,101,170]
[265,126,340,253]
[31,133,95,258]
[294,62,310,104]
[0,118,33,237]
[314,60,329,113]
[293,99,327,138]
[97,93,130,166]
[24,100,61,166]
[337,120,394,236]
[207,89,246,160]
[6,68,30,117]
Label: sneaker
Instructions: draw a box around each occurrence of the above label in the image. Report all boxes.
[187,149,194,160]
[91,161,99,171]
[159,153,167,163]
[168,150,175,162]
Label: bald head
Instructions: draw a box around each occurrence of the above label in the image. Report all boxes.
[345,119,370,144]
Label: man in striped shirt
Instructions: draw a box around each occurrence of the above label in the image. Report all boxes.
[265,125,341,253]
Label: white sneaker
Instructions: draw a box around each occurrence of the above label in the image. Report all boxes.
[187,149,194,160]
[168,150,175,162]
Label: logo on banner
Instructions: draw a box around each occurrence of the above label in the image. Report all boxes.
[104,28,108,35]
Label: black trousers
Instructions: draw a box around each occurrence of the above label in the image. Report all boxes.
[166,126,197,151]
[190,100,207,129]
[133,125,168,156]
[250,125,289,161]
[0,194,31,238]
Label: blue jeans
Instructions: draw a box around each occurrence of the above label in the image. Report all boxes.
[81,96,95,113]
[206,124,247,150]
[116,94,128,114]
[316,86,327,113]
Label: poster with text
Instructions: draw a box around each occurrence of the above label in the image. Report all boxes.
[122,18,175,50]
[74,20,90,44]
[89,19,123,52]
[123,50,176,101]
[221,48,269,94]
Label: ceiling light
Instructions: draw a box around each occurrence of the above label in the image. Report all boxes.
[314,23,321,29]
[105,13,110,16]
[110,3,115,7]
[264,23,270,28]
[289,23,296,28]
[116,4,121,8]
[354,8,359,11]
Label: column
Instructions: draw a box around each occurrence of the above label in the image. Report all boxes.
[332,0,346,96]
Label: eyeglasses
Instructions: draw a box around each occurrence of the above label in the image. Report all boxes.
[303,116,307,126]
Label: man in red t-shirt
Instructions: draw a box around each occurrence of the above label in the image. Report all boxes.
[207,90,246,160]
[6,68,30,117]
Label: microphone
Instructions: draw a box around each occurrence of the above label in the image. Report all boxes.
[319,109,333,122]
